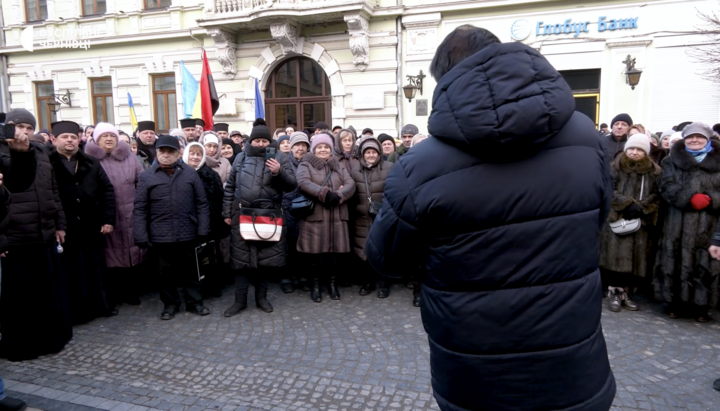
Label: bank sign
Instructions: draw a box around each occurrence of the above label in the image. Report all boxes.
[510,16,639,41]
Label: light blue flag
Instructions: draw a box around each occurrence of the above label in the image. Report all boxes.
[181,61,199,118]
[254,78,265,120]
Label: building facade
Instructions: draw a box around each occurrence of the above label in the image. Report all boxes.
[0,0,718,136]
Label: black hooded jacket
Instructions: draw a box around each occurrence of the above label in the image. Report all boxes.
[366,42,615,411]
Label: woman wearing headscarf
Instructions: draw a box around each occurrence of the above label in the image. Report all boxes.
[85,122,146,307]
[202,134,231,186]
[599,134,662,312]
[654,122,720,322]
[296,132,356,302]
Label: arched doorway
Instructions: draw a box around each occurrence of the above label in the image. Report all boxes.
[265,57,332,132]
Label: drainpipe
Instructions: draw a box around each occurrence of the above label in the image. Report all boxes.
[396,11,403,135]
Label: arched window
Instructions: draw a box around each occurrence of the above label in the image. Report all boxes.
[265,57,332,133]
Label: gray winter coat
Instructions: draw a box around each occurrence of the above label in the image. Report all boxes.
[222,147,297,269]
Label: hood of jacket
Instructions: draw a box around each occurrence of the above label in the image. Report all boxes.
[428,42,575,162]
[182,142,207,170]
[85,140,133,162]
[335,128,357,158]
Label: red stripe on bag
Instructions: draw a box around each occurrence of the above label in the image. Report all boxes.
[239,216,283,226]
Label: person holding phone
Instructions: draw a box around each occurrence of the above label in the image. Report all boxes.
[222,125,296,317]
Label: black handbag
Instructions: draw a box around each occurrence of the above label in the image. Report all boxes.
[290,170,333,219]
[363,169,383,218]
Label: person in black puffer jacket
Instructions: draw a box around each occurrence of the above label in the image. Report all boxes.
[222,125,296,316]
[366,26,615,411]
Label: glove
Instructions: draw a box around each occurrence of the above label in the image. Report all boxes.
[690,193,712,211]
[136,241,151,249]
[324,191,340,208]
[623,202,644,219]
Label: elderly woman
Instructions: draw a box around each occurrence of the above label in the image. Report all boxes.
[278,135,291,154]
[350,138,394,298]
[202,134,231,186]
[85,122,146,306]
[222,125,296,316]
[599,134,662,312]
[296,133,356,302]
[655,122,720,322]
[334,129,360,172]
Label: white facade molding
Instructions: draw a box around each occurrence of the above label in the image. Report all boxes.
[28,65,52,81]
[270,21,299,55]
[208,28,238,79]
[401,12,442,29]
[605,38,653,48]
[344,14,369,72]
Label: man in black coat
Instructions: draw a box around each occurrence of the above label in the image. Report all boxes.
[49,120,117,323]
[602,113,633,164]
[135,121,157,163]
[366,26,615,411]
[134,135,211,320]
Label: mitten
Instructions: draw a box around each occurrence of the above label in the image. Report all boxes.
[324,191,340,208]
[690,193,712,211]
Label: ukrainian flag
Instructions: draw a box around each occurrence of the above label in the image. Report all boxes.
[181,61,199,119]
[127,92,138,131]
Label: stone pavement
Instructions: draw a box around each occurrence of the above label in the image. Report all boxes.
[1,285,719,411]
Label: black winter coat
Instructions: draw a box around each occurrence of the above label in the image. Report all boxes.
[602,132,627,164]
[197,163,229,240]
[366,42,615,411]
[133,162,210,244]
[2,143,66,245]
[222,147,296,269]
[282,153,302,238]
[48,149,116,237]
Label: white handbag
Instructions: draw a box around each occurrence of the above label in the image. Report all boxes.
[610,175,644,236]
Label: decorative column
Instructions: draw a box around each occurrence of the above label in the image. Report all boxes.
[270,21,299,55]
[344,14,369,71]
[207,28,237,80]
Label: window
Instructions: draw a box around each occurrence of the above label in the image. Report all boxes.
[91,78,114,125]
[145,0,171,10]
[26,0,48,22]
[265,57,332,131]
[83,0,107,16]
[152,74,177,134]
[560,69,601,127]
[35,81,57,131]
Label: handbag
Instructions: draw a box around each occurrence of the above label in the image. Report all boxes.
[363,169,382,218]
[239,199,284,242]
[289,170,333,219]
[610,175,644,236]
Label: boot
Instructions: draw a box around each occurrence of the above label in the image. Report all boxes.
[223,291,248,317]
[607,288,621,312]
[255,285,274,313]
[329,276,341,300]
[620,291,638,311]
[0,396,27,411]
[359,283,374,296]
[311,278,322,303]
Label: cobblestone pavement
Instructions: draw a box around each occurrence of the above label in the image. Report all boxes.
[1,285,719,411]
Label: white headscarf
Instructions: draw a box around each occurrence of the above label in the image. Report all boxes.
[182,142,206,170]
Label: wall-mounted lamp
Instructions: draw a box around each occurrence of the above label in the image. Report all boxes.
[47,90,72,113]
[403,70,426,102]
[622,55,643,90]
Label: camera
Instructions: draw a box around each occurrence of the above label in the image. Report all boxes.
[0,123,15,141]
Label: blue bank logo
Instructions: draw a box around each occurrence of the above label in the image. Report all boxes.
[510,19,532,41]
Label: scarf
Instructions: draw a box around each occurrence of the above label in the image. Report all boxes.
[685,140,713,163]
[205,148,221,168]
[160,161,177,175]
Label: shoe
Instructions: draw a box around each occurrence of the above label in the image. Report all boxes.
[105,308,119,317]
[607,290,621,312]
[126,296,141,305]
[0,396,27,411]
[714,378,720,391]
[300,280,311,292]
[359,284,374,296]
[161,306,178,320]
[187,305,211,316]
[377,288,390,299]
[620,292,638,311]
[329,276,341,300]
[413,295,421,307]
[223,292,248,317]
[255,286,274,313]
[281,282,294,293]
[311,278,322,303]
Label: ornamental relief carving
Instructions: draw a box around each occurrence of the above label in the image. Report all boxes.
[270,21,298,55]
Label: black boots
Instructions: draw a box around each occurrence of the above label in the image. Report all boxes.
[329,276,341,300]
[359,283,374,296]
[224,291,248,317]
[311,278,322,302]
[255,286,273,313]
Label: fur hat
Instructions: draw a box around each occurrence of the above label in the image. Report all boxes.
[311,133,334,153]
[682,122,713,140]
[182,142,206,170]
[624,134,650,155]
[92,122,119,142]
[289,131,310,149]
[611,113,633,128]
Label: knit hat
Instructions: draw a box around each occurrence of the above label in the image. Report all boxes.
[289,131,310,149]
[624,134,650,155]
[377,133,394,146]
[401,124,419,136]
[92,122,119,142]
[249,125,271,143]
[360,137,381,155]
[311,133,334,153]
[5,108,36,129]
[182,142,206,170]
[660,130,675,139]
[611,113,633,128]
[362,127,373,136]
[669,132,683,146]
[277,135,290,145]
[203,135,219,146]
[222,138,235,147]
[314,122,329,131]
[682,122,713,140]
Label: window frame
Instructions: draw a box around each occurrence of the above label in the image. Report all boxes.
[144,0,171,10]
[35,81,57,132]
[91,77,114,126]
[82,0,107,16]
[25,0,48,23]
[151,74,177,134]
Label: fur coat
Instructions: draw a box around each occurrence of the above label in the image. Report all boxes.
[350,153,393,261]
[296,153,356,254]
[654,139,720,308]
[599,154,661,277]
